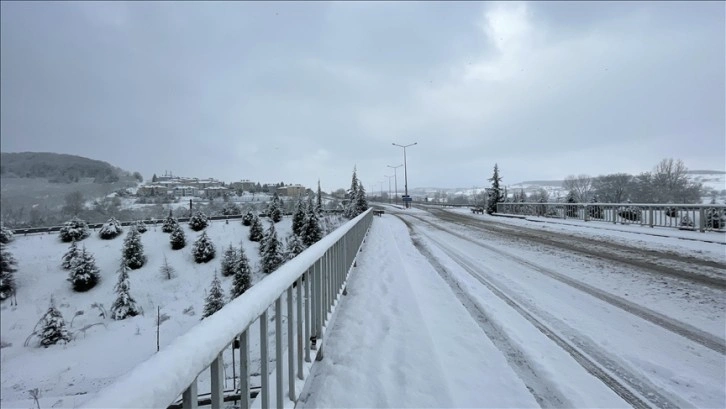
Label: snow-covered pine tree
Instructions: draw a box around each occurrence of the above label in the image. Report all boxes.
[316,180,323,214]
[170,224,186,250]
[302,196,322,247]
[68,246,100,292]
[193,231,216,263]
[355,181,368,215]
[123,227,146,269]
[230,246,252,299]
[292,198,306,236]
[99,217,123,240]
[162,211,178,233]
[284,232,306,261]
[0,223,14,244]
[0,243,17,301]
[220,244,238,277]
[59,217,90,242]
[40,298,71,347]
[260,223,284,274]
[134,220,148,233]
[110,261,142,320]
[160,254,175,279]
[344,167,359,219]
[202,273,226,319]
[61,240,79,270]
[268,193,282,223]
[242,210,254,226]
[486,164,503,214]
[249,214,264,242]
[189,211,209,231]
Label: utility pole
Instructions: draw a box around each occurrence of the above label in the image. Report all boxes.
[384,175,394,204]
[392,143,417,208]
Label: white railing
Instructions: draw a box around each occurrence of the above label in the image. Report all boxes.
[83,209,374,409]
[496,203,726,233]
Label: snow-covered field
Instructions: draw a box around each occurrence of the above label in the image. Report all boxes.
[0,216,315,408]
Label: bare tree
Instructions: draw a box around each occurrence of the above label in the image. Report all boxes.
[592,173,633,203]
[62,191,85,216]
[651,158,701,203]
[563,174,593,202]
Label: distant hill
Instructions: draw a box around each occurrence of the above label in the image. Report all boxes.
[0,152,136,183]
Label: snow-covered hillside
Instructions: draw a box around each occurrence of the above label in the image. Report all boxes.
[0,215,347,407]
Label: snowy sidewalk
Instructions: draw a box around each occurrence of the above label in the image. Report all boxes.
[297,215,538,408]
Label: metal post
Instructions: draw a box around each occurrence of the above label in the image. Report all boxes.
[699,207,706,232]
[304,269,311,363]
[211,353,224,409]
[296,277,304,378]
[239,330,250,409]
[182,377,198,409]
[388,165,402,205]
[287,287,295,401]
[275,297,283,409]
[260,311,269,409]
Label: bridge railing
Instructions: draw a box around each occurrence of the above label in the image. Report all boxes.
[496,202,726,232]
[82,209,374,409]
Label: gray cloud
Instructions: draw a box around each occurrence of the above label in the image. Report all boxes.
[2,1,723,191]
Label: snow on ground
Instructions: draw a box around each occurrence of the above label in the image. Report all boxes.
[0,217,294,408]
[298,215,627,408]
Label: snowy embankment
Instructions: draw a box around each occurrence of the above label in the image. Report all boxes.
[297,216,542,408]
[0,217,304,408]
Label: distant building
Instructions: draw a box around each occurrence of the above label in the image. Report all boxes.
[277,184,307,197]
[229,180,257,192]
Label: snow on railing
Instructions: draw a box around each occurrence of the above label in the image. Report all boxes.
[496,202,726,232]
[83,209,374,409]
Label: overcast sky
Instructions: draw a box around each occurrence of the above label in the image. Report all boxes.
[1,1,724,192]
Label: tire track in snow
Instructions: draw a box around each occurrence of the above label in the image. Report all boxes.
[397,217,571,408]
[409,212,726,355]
[401,215,689,409]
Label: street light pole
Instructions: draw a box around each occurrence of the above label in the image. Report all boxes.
[384,175,394,204]
[387,164,402,206]
[392,142,417,208]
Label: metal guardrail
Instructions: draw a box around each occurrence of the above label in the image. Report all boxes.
[496,202,726,233]
[82,209,373,409]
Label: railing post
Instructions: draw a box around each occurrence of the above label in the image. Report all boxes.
[649,207,654,228]
[304,269,311,362]
[275,297,283,409]
[182,377,198,409]
[613,207,617,224]
[699,207,706,232]
[287,287,295,401]
[239,330,250,409]
[296,277,304,377]
[210,353,224,409]
[260,310,269,409]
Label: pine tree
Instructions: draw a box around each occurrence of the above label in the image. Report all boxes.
[249,214,264,242]
[202,273,226,319]
[355,182,368,215]
[302,196,322,247]
[268,193,282,223]
[0,223,14,244]
[284,232,306,261]
[0,243,17,301]
[230,246,252,299]
[220,244,238,277]
[40,298,71,347]
[292,198,306,236]
[134,220,148,233]
[99,217,123,240]
[193,231,216,263]
[160,254,175,279]
[68,246,100,292]
[162,211,178,233]
[59,217,90,242]
[242,210,254,226]
[152,173,158,183]
[189,211,209,231]
[260,223,284,274]
[486,164,503,214]
[345,167,359,219]
[316,180,323,214]
[170,224,186,250]
[123,227,146,269]
[110,261,142,320]
[61,240,79,270]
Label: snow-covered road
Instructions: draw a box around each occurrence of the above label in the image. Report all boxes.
[300,207,725,408]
